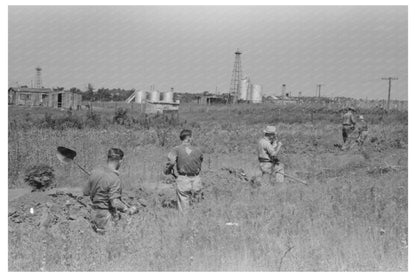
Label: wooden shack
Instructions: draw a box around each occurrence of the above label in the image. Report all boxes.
[8,87,82,109]
[47,91,82,109]
[8,87,52,106]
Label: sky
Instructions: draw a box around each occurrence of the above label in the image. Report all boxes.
[8,5,408,100]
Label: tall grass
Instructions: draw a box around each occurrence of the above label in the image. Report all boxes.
[8,103,407,271]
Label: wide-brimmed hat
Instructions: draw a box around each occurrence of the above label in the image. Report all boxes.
[263,125,277,134]
[359,115,364,120]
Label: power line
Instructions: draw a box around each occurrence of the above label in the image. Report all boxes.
[381,77,398,111]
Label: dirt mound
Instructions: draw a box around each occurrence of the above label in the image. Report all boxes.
[8,189,91,227]
[9,168,250,230]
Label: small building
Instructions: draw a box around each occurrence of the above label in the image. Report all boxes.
[196,95,227,105]
[145,101,180,114]
[267,95,298,105]
[8,87,82,109]
[8,87,52,106]
[47,90,82,109]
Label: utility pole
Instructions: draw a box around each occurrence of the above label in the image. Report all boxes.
[381,77,398,111]
[281,84,286,97]
[317,84,323,97]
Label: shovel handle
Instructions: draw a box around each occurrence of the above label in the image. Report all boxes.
[281,172,308,186]
[74,161,90,176]
[275,167,308,186]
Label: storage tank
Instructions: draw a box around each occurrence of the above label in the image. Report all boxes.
[164,91,174,103]
[251,84,262,103]
[240,77,250,100]
[135,90,146,103]
[150,90,160,102]
[247,84,253,101]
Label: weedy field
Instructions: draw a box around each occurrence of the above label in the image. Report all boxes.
[8,102,407,271]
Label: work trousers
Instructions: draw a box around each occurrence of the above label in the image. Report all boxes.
[176,175,203,214]
[342,125,355,143]
[356,130,368,146]
[259,162,284,186]
[342,125,355,150]
[90,208,120,234]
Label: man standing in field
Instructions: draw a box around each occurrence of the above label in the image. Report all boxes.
[164,129,204,214]
[356,115,369,146]
[341,107,357,150]
[83,148,138,234]
[257,126,283,186]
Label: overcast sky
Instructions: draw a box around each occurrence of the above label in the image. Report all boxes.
[8,6,407,100]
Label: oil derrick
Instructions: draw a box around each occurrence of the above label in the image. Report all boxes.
[229,49,242,104]
[35,67,42,88]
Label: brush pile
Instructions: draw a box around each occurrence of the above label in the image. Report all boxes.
[24,164,55,191]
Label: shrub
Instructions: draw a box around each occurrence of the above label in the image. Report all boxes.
[85,110,102,128]
[36,112,84,130]
[24,164,55,191]
[113,108,129,125]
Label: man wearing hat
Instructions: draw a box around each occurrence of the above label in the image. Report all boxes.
[356,115,368,146]
[83,148,138,234]
[257,126,283,186]
[341,107,357,150]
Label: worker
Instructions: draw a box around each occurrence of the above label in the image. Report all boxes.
[356,115,368,146]
[341,107,356,150]
[257,125,283,186]
[83,148,138,234]
[164,129,203,214]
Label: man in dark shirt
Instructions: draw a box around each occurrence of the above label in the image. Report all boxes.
[341,107,356,150]
[164,129,203,214]
[83,148,137,234]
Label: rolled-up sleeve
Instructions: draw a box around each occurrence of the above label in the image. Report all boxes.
[164,148,177,175]
[265,142,278,157]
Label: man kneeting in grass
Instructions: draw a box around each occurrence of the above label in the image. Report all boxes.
[83,148,137,234]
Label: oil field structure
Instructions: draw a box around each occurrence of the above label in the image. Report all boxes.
[126,87,180,115]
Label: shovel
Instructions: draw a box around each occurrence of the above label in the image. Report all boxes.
[56,146,138,208]
[274,166,308,186]
[56,146,90,176]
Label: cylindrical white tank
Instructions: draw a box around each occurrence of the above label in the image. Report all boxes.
[247,84,253,101]
[135,90,146,103]
[240,78,250,100]
[164,91,174,103]
[151,90,160,102]
[251,84,262,103]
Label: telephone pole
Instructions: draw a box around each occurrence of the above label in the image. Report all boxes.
[381,77,398,111]
[317,84,324,97]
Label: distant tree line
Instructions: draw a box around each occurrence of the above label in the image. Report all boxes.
[68,83,135,102]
